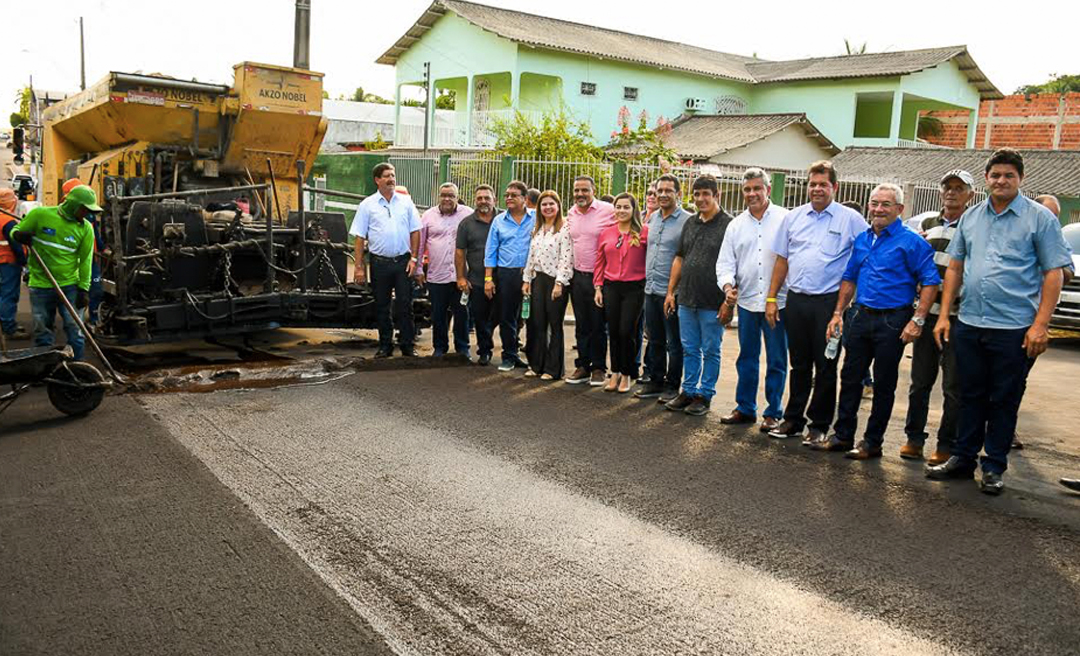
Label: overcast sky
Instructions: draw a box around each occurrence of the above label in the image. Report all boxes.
[5,0,1077,114]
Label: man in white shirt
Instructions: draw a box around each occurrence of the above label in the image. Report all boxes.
[715,168,789,433]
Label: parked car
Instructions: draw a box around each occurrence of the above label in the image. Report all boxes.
[1051,223,1080,331]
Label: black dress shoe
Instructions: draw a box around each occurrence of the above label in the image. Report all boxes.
[768,419,803,439]
[684,397,711,416]
[657,388,680,404]
[802,428,829,448]
[634,382,664,399]
[1011,435,1024,450]
[665,392,694,411]
[809,433,853,452]
[720,409,756,425]
[1060,478,1080,492]
[400,346,417,357]
[925,455,977,480]
[980,471,1005,495]
[477,354,491,366]
[374,348,393,359]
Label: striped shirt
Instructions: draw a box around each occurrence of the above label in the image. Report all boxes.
[920,211,960,316]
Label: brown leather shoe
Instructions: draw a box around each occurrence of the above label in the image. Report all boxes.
[759,417,781,433]
[899,441,924,460]
[809,433,853,452]
[565,367,590,384]
[845,441,883,460]
[720,409,756,425]
[927,450,951,466]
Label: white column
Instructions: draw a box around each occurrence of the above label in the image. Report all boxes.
[888,90,904,145]
[464,76,474,147]
[966,108,978,149]
[394,84,402,146]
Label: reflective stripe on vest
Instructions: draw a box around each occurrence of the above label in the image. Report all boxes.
[32,236,77,253]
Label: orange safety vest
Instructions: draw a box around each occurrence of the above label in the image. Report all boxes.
[0,214,26,265]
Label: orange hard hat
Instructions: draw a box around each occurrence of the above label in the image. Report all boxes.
[61,178,85,199]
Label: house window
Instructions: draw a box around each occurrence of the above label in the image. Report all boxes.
[623,87,638,101]
[580,82,597,96]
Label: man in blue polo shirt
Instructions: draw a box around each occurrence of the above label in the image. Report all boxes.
[824,184,940,459]
[927,148,1072,494]
[350,163,422,358]
[483,180,535,371]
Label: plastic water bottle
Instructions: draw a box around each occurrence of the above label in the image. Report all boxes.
[521,294,531,320]
[460,290,469,306]
[825,331,842,360]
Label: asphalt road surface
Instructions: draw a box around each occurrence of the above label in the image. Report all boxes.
[9,362,1071,655]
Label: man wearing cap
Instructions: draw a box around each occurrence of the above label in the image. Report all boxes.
[901,169,975,465]
[0,188,28,339]
[10,185,100,360]
[927,148,1073,495]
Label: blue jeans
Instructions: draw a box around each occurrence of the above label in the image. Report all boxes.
[30,285,85,360]
[428,282,470,356]
[951,321,1031,474]
[735,306,787,419]
[678,306,723,400]
[0,263,21,334]
[644,293,682,391]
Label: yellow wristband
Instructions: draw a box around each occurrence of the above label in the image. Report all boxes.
[766,297,778,303]
[484,276,493,282]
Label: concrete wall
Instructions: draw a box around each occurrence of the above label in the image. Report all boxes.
[515,48,751,144]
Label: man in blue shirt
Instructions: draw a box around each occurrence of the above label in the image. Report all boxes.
[636,174,689,402]
[928,149,1073,494]
[764,161,867,444]
[350,163,422,358]
[483,180,535,371]
[824,184,940,459]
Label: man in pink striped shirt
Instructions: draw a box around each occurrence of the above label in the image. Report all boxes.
[418,183,473,357]
[566,175,616,386]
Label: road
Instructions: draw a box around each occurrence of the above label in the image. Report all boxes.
[5,357,1079,655]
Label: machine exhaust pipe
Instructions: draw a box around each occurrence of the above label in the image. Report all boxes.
[293,0,311,70]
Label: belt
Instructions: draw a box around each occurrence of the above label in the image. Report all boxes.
[856,304,911,315]
[368,252,410,263]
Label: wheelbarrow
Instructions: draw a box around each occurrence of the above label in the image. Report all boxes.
[0,345,110,416]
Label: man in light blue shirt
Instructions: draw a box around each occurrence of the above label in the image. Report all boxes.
[928,148,1073,495]
[483,181,535,370]
[349,163,422,357]
[636,174,690,402]
[764,161,867,444]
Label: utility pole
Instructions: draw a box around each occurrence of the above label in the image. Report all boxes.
[79,17,86,91]
[422,61,431,154]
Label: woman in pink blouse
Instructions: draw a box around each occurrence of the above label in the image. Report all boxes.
[594,192,648,393]
[522,190,574,380]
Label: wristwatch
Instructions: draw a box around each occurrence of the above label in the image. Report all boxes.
[912,316,926,327]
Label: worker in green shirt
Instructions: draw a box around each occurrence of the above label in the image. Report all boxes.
[11,185,101,360]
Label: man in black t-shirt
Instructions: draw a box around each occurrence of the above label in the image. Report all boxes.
[663,175,733,416]
[455,185,499,365]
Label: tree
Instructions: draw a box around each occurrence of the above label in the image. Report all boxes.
[347,86,394,104]
[1015,74,1080,95]
[844,39,868,55]
[487,105,602,161]
[434,89,455,110]
[917,115,944,140]
[10,86,30,127]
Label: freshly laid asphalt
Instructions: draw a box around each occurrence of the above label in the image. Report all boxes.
[118,365,1079,656]
[3,342,1080,655]
[0,391,394,656]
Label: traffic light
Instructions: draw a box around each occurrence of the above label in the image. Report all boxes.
[12,127,24,165]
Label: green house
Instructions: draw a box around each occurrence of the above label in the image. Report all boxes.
[377,0,1002,152]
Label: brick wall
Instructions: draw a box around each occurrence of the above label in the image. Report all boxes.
[924,93,1080,150]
